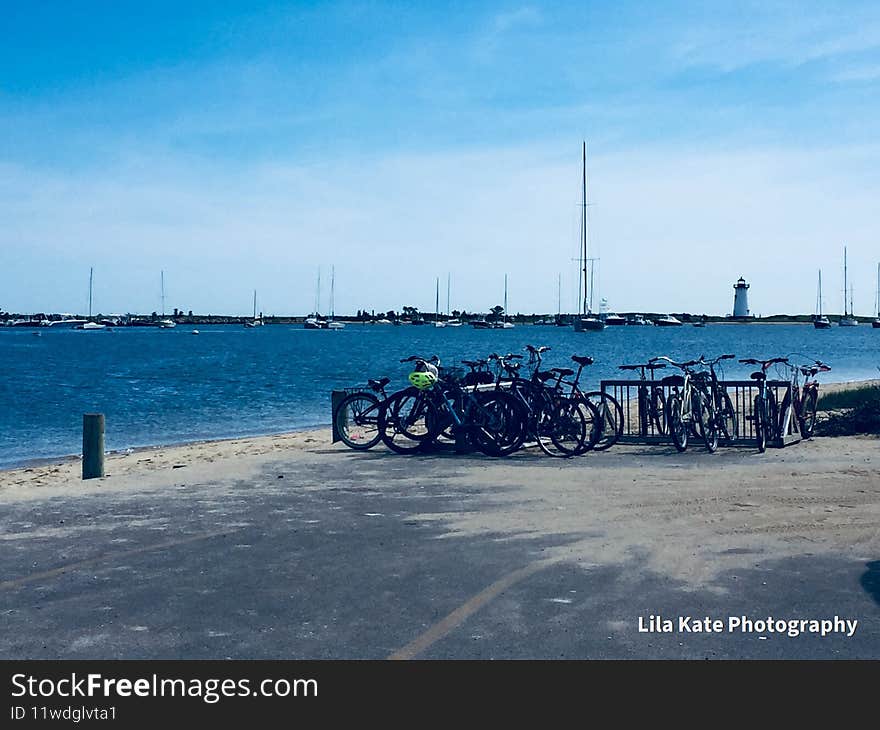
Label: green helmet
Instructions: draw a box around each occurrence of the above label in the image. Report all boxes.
[408,371,437,390]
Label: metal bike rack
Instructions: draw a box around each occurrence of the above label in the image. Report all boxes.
[599,379,801,448]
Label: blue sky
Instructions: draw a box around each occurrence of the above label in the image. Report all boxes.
[3,1,880,316]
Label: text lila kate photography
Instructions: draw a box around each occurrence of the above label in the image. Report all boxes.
[638,614,858,637]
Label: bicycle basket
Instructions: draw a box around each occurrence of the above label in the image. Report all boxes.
[408,371,437,390]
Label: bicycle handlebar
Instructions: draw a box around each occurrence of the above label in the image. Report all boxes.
[698,353,736,365]
[649,356,698,369]
[400,354,439,364]
[739,357,789,368]
[619,363,666,371]
[525,345,551,354]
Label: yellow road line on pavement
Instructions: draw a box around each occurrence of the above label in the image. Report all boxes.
[388,557,562,660]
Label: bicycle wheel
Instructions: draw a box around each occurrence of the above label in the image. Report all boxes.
[716,391,738,444]
[535,393,589,457]
[470,390,527,457]
[754,394,767,453]
[651,387,667,435]
[379,388,440,454]
[766,389,779,443]
[694,392,718,453]
[667,394,688,452]
[583,391,623,451]
[334,392,382,450]
[800,388,819,438]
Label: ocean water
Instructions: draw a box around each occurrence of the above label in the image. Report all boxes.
[1,322,878,468]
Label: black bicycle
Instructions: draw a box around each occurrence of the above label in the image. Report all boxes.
[333,376,391,450]
[618,361,668,437]
[739,357,787,452]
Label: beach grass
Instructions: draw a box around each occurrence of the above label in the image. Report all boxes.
[816,383,880,436]
[817,383,880,411]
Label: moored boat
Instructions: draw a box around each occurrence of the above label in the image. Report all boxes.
[655,314,683,327]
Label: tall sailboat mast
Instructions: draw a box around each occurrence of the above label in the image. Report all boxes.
[844,247,849,317]
[436,277,440,321]
[88,267,93,318]
[330,266,335,319]
[582,141,588,317]
[446,273,451,317]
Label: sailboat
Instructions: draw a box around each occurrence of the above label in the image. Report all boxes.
[873,263,880,328]
[839,247,858,326]
[496,274,515,328]
[304,268,327,329]
[158,271,176,328]
[446,273,462,326]
[573,142,604,332]
[77,267,107,330]
[244,290,263,328]
[433,277,446,327]
[327,266,345,329]
[813,270,831,329]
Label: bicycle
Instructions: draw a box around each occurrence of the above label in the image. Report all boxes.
[618,361,668,437]
[546,354,623,451]
[739,357,787,452]
[492,349,595,457]
[696,354,738,445]
[377,355,442,454]
[333,376,391,450]
[649,356,718,453]
[379,355,527,456]
[777,357,832,439]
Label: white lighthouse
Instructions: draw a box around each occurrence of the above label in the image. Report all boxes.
[732,277,751,318]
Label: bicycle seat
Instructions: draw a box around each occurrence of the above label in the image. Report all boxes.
[368,377,390,390]
[571,356,593,367]
[551,368,574,377]
[535,371,556,383]
[801,366,819,376]
[750,371,765,380]
[618,364,640,371]
[461,360,486,368]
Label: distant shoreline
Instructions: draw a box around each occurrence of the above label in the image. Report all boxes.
[3,315,879,327]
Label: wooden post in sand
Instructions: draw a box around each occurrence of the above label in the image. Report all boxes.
[82,413,105,479]
[331,391,346,443]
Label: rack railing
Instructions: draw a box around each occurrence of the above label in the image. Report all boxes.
[599,379,801,447]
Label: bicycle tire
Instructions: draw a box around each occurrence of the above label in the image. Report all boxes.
[754,394,767,453]
[535,393,589,457]
[583,391,623,451]
[471,390,527,457]
[800,388,819,438]
[651,386,668,435]
[694,391,718,453]
[716,391,738,444]
[379,388,440,454]
[766,389,779,443]
[667,394,688,452]
[334,392,382,450]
